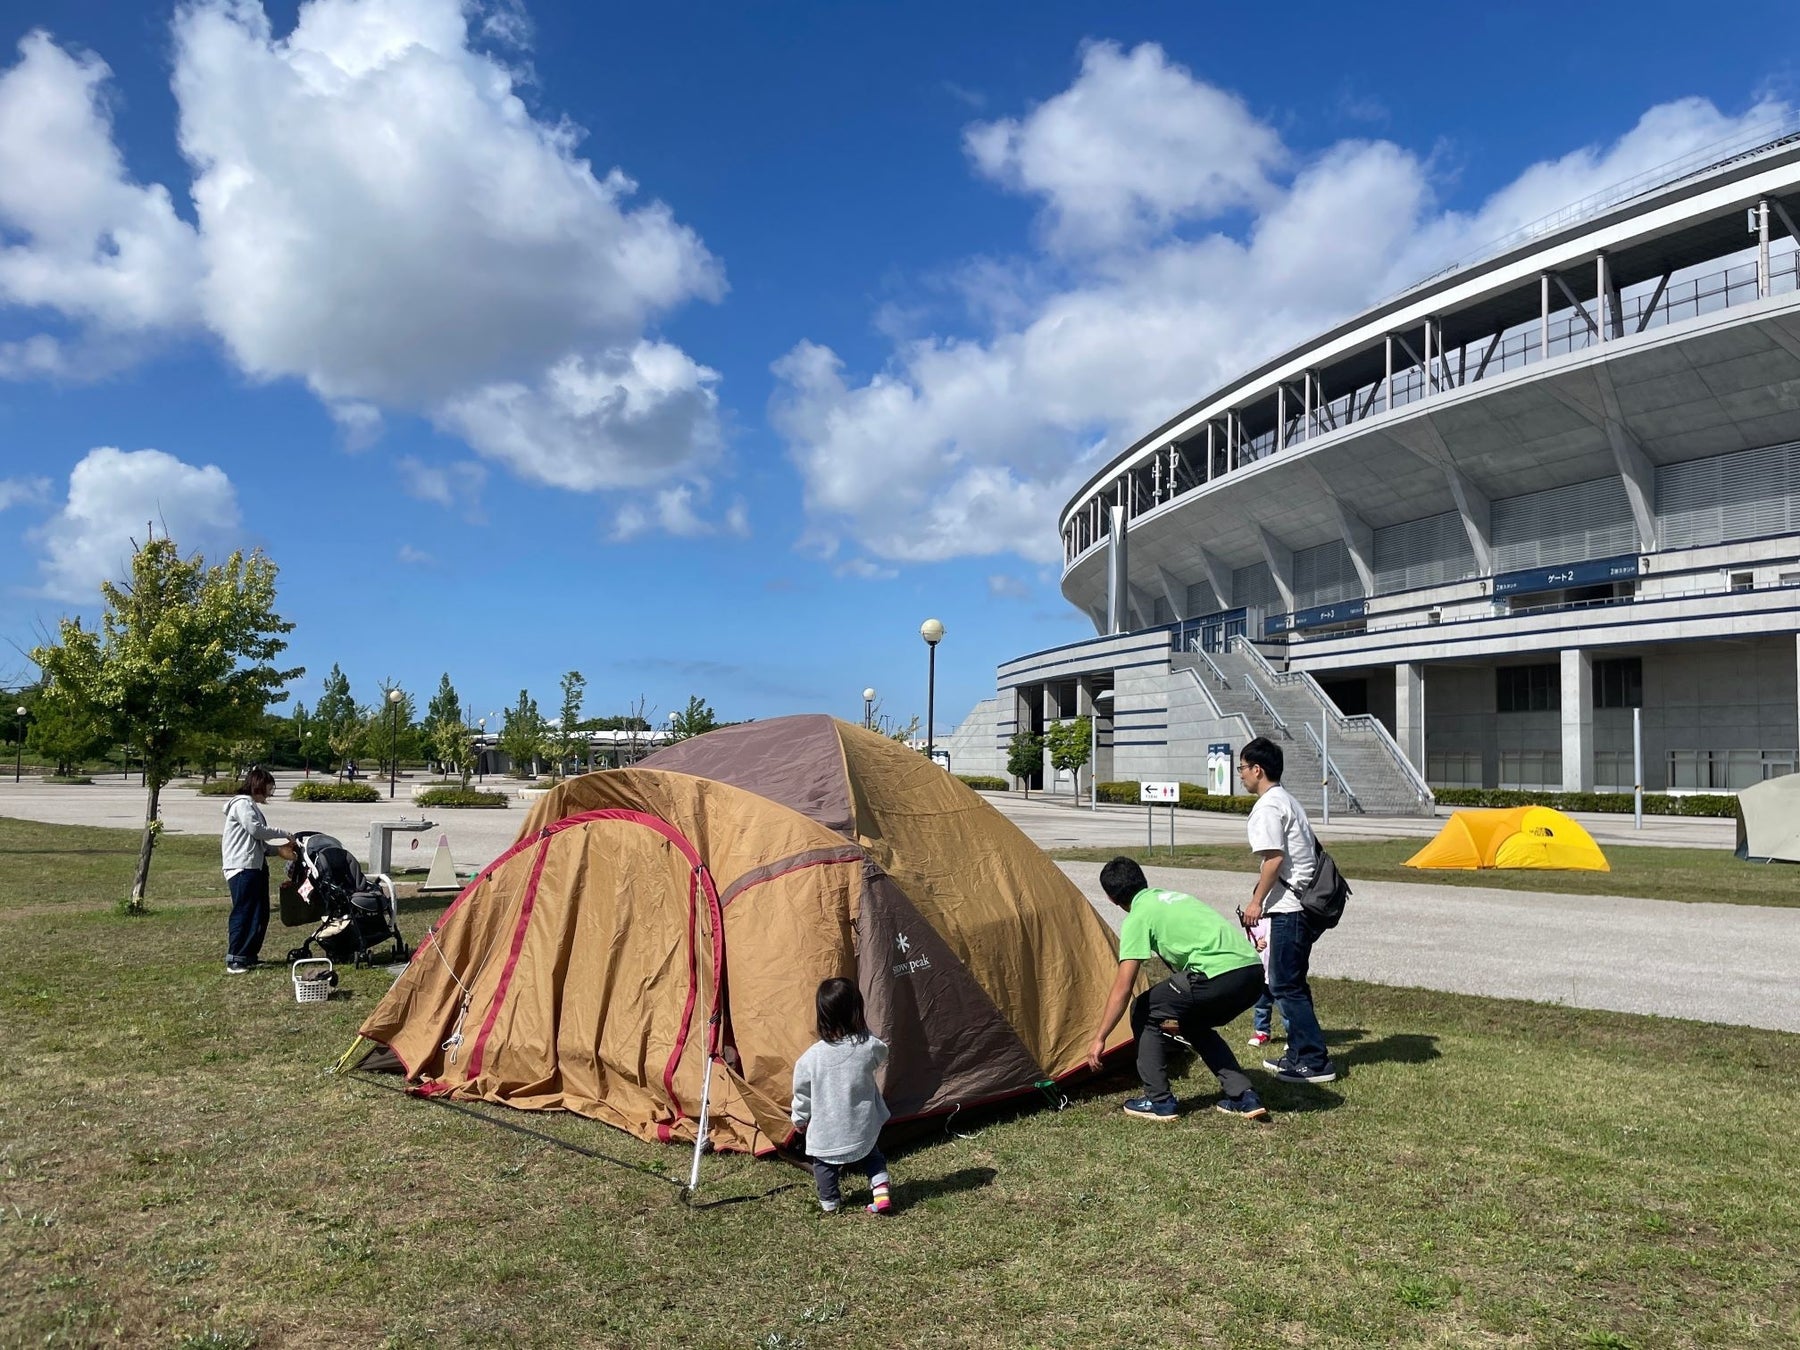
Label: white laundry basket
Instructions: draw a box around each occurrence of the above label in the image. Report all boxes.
[291,958,336,1005]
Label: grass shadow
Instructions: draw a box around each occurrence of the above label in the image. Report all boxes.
[1246,1077,1345,1114]
[1339,1032,1441,1068]
[895,1166,998,1206]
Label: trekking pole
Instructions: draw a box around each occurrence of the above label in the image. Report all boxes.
[686,1055,716,1195]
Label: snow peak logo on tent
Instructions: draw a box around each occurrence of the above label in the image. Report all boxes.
[892,931,931,978]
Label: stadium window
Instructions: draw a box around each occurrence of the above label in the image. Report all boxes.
[1729,570,1755,593]
[1593,657,1643,709]
[1496,663,1560,713]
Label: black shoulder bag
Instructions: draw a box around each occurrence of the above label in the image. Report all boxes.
[1292,824,1352,929]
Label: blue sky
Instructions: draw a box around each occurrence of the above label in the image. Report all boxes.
[0,0,1792,734]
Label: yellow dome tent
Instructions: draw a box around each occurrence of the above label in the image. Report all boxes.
[1404,806,1610,871]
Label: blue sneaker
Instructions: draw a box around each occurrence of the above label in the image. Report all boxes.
[1122,1095,1178,1121]
[1264,1056,1338,1085]
[1215,1089,1269,1120]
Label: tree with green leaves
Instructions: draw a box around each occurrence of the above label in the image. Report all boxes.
[31,536,300,911]
[1046,717,1093,797]
[425,673,462,739]
[313,664,359,778]
[22,685,109,776]
[667,694,717,744]
[431,716,479,788]
[422,673,470,781]
[558,670,586,774]
[1006,729,1046,797]
[497,688,544,777]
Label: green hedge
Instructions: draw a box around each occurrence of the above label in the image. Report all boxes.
[1097,781,1255,814]
[290,781,382,804]
[196,778,239,796]
[415,787,509,809]
[45,775,93,786]
[1431,788,1738,818]
[957,775,1009,791]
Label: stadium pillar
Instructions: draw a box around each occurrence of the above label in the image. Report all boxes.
[1560,649,1594,793]
[1394,663,1425,775]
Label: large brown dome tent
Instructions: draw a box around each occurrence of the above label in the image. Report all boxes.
[354,716,1135,1168]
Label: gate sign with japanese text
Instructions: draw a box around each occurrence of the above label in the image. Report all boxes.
[1140,781,1180,803]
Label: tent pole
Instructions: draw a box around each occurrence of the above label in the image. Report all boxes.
[687,1056,716,1193]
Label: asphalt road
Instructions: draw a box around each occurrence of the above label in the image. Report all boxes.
[4,775,1790,1032]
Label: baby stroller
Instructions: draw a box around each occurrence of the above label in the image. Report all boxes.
[280,831,410,968]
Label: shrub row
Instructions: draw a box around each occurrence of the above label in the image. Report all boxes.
[1431,787,1739,818]
[1096,781,1255,814]
[290,781,382,804]
[957,775,1009,791]
[415,787,510,809]
[196,778,240,796]
[45,775,93,786]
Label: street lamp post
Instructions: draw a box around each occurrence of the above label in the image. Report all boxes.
[862,687,876,731]
[1089,689,1112,811]
[13,706,24,784]
[477,718,486,783]
[387,688,402,799]
[920,619,945,764]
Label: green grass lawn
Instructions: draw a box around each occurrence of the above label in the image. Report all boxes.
[1051,837,1800,908]
[3,820,1798,1347]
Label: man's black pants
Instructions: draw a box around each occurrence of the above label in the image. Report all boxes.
[1130,962,1266,1101]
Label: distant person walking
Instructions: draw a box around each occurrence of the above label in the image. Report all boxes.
[221,767,294,975]
[1238,736,1338,1084]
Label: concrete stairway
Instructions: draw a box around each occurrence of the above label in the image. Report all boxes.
[1179,641,1435,817]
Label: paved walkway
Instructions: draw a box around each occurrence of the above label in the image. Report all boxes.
[1061,862,1800,1033]
[4,775,1790,1032]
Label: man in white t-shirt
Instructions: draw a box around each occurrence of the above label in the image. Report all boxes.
[1239,736,1338,1084]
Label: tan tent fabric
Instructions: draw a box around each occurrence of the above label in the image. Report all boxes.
[359,718,1135,1155]
[1737,774,1800,862]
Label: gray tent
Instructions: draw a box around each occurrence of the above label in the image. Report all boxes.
[1735,774,1800,862]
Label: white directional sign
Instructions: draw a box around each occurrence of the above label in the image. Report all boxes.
[1140,781,1180,803]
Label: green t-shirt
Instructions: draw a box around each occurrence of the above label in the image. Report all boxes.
[1118,888,1260,978]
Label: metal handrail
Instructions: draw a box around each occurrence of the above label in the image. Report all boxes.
[1243,675,1289,737]
[1230,637,1435,806]
[1195,648,1232,689]
[1301,721,1362,812]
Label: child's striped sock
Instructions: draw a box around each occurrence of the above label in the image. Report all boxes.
[865,1175,892,1215]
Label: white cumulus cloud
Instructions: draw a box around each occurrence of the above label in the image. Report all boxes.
[0,32,204,372]
[964,40,1285,254]
[0,1,728,529]
[31,447,243,602]
[607,482,740,543]
[0,475,50,511]
[774,41,1787,566]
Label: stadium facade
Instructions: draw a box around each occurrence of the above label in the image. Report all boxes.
[947,123,1800,813]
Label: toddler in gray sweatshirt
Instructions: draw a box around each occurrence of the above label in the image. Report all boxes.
[791,977,895,1214]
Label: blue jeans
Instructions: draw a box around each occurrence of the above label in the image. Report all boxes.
[1267,910,1328,1069]
[1252,992,1278,1035]
[226,868,270,966]
[810,1145,889,1209]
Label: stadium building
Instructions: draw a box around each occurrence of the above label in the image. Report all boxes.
[947,123,1800,813]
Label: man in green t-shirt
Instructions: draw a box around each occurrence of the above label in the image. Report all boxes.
[1085,857,1270,1121]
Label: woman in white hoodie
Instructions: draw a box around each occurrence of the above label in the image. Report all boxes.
[220,767,294,974]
